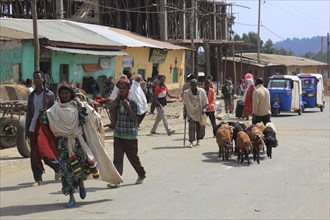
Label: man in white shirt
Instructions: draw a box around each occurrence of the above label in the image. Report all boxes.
[252,78,271,125]
[129,74,148,125]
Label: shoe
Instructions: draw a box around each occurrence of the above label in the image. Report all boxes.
[188,142,193,148]
[150,131,157,135]
[107,183,120,188]
[168,130,175,136]
[66,198,76,208]
[55,173,61,181]
[196,140,200,146]
[79,185,86,200]
[135,176,146,184]
[32,181,42,187]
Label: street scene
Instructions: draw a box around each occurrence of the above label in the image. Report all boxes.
[0,0,330,219]
[1,95,329,219]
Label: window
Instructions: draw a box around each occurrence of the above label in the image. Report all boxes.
[173,68,178,83]
[59,64,69,82]
[268,79,290,90]
[300,78,315,89]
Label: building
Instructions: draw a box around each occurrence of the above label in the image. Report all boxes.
[223,53,328,87]
[0,18,187,95]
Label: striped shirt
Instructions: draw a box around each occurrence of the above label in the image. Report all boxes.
[114,99,139,139]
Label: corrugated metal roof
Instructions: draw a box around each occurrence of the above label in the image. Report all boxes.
[240,53,327,66]
[44,46,128,56]
[0,18,187,50]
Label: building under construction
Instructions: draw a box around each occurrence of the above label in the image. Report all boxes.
[0,0,244,83]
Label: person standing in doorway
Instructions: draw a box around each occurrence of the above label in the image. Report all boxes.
[183,79,209,148]
[252,78,271,125]
[150,75,178,135]
[25,70,60,187]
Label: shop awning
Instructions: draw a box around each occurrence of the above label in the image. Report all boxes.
[44,46,128,56]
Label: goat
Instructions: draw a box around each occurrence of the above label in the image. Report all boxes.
[216,124,233,161]
[263,122,278,159]
[247,124,265,164]
[256,122,265,133]
[227,121,248,154]
[236,131,253,164]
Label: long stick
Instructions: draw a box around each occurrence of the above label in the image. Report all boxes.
[183,116,187,146]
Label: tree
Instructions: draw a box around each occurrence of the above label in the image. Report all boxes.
[263,39,275,54]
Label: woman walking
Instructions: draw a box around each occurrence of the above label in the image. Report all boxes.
[242,78,255,120]
[40,84,122,207]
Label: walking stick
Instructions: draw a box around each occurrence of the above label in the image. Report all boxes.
[183,116,187,147]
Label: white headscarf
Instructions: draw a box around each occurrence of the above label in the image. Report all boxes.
[129,80,148,114]
[243,78,254,101]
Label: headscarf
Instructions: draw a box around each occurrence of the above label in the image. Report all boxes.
[243,78,254,101]
[190,79,198,85]
[58,85,75,102]
[116,78,131,90]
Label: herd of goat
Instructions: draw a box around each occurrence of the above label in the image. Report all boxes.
[215,121,278,164]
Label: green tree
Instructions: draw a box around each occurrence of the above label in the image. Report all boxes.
[262,39,275,54]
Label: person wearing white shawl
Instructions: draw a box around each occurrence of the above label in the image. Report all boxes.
[183,79,210,148]
[42,85,123,208]
[129,74,148,125]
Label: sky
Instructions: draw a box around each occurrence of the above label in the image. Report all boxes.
[225,0,330,43]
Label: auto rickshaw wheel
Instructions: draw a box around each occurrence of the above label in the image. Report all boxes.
[320,105,323,112]
[0,117,19,149]
[298,108,302,115]
[273,108,278,117]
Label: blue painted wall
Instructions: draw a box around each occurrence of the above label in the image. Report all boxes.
[0,40,23,82]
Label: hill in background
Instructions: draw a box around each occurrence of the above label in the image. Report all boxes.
[273,36,327,56]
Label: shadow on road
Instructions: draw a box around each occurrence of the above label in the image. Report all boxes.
[152,145,187,150]
[201,151,267,167]
[0,180,58,192]
[0,199,112,217]
[0,156,25,161]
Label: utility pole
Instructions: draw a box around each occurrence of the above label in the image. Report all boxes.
[257,0,261,63]
[327,33,329,78]
[190,0,195,77]
[320,36,323,62]
[31,0,40,70]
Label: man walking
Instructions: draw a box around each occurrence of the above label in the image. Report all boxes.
[252,78,271,125]
[183,79,209,148]
[25,70,59,186]
[150,75,178,135]
[204,79,217,137]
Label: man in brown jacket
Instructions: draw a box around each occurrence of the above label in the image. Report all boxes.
[252,78,271,125]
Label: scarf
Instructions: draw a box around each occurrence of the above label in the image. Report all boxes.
[243,78,254,101]
[183,88,210,126]
[47,100,123,184]
[129,80,148,114]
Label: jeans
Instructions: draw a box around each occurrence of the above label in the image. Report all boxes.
[206,111,217,136]
[151,106,172,134]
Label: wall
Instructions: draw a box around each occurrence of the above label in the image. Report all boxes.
[22,41,36,80]
[0,40,23,82]
[114,47,185,89]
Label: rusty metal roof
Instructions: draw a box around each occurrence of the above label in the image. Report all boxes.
[0,18,187,50]
[239,53,327,67]
[0,27,33,40]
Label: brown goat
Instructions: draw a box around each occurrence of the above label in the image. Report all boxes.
[236,131,253,164]
[255,122,265,133]
[216,124,233,161]
[247,125,265,164]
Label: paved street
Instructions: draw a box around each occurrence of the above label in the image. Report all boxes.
[0,97,329,219]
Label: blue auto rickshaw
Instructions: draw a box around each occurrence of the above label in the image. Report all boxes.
[267,75,304,116]
[297,73,325,112]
